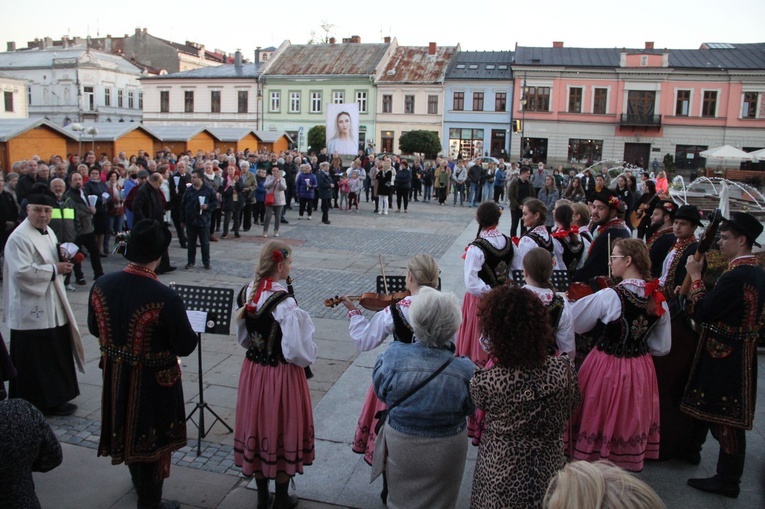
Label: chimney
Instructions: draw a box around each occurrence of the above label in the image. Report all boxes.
[645,41,654,50]
[37,39,44,50]
[7,41,15,52]
[350,35,361,43]
[553,41,564,48]
[105,35,112,52]
[329,37,336,44]
[384,36,391,44]
[428,42,437,55]
[143,28,147,34]
[44,37,53,49]
[255,46,261,63]
[135,27,141,36]
[235,50,242,69]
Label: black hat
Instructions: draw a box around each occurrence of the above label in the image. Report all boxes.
[723,212,763,248]
[592,189,621,210]
[26,193,57,208]
[674,205,703,227]
[124,219,169,263]
[653,199,677,218]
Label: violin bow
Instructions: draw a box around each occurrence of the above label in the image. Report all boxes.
[379,254,390,295]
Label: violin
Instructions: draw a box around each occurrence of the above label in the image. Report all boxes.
[567,276,615,301]
[324,292,410,312]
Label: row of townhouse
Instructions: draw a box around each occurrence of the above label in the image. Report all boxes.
[138,38,765,168]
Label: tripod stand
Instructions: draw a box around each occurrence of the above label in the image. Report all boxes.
[171,284,234,455]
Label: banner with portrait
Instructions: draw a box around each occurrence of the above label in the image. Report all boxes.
[326,103,359,155]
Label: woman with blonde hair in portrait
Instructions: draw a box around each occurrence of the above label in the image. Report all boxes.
[544,460,666,509]
[340,253,440,504]
[234,240,317,509]
[263,167,287,238]
[469,284,580,509]
[327,111,358,156]
[568,238,670,472]
[373,287,475,509]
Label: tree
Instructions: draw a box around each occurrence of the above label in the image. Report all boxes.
[307,125,326,152]
[308,21,334,45]
[663,153,676,173]
[399,130,441,158]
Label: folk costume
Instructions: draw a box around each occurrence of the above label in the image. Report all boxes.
[570,279,671,472]
[647,225,675,278]
[681,246,765,496]
[659,205,704,302]
[234,277,317,480]
[3,210,85,413]
[87,219,197,509]
[456,227,514,368]
[347,296,416,465]
[511,225,566,272]
[571,191,631,284]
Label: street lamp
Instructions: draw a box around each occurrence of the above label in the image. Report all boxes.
[87,127,98,153]
[70,124,98,157]
[70,123,84,157]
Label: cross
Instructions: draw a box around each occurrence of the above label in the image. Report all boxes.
[30,306,43,318]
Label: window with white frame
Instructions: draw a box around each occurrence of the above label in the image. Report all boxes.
[568,87,582,113]
[270,91,280,112]
[593,88,608,114]
[310,91,322,113]
[333,91,344,104]
[117,89,123,108]
[289,92,300,113]
[104,87,111,106]
[742,92,758,118]
[128,90,135,109]
[702,90,718,118]
[675,89,690,116]
[356,91,368,113]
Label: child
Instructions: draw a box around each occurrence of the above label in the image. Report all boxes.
[348,170,361,212]
[338,174,350,210]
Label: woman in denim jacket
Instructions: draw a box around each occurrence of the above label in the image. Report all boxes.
[373,287,475,509]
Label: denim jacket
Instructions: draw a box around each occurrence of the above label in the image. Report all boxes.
[373,342,476,438]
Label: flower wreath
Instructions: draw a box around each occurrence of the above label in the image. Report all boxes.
[272,249,289,263]
[608,195,622,210]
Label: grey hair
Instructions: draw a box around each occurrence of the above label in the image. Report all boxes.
[320,161,330,170]
[239,160,250,170]
[409,287,461,347]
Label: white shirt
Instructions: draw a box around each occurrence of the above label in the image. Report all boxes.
[524,284,575,357]
[236,281,317,367]
[569,279,671,356]
[348,295,413,352]
[464,228,509,297]
[512,225,566,272]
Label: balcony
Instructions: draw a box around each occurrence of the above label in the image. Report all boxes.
[620,114,662,127]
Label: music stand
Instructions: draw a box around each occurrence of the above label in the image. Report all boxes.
[171,284,235,455]
[511,270,570,292]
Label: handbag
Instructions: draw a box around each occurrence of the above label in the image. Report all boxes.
[370,355,455,481]
[265,191,275,206]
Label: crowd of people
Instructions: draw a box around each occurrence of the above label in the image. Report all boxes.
[0,145,763,509]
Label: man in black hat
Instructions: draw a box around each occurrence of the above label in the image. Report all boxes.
[88,219,197,509]
[658,204,703,301]
[681,212,765,498]
[133,172,176,274]
[647,199,677,278]
[571,189,631,283]
[3,192,85,416]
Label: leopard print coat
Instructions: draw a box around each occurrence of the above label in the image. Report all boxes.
[469,355,580,509]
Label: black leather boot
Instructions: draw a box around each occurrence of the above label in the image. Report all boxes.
[128,463,180,509]
[255,478,272,509]
[687,452,743,498]
[273,480,298,509]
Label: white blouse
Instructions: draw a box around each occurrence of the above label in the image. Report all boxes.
[464,228,509,298]
[512,225,566,272]
[348,295,413,352]
[235,281,317,367]
[569,279,671,356]
[524,284,575,358]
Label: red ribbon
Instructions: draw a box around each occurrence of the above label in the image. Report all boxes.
[551,225,580,239]
[511,236,520,246]
[644,279,667,316]
[461,245,469,260]
[246,278,274,311]
[272,250,284,263]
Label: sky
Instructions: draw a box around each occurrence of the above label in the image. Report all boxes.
[2,0,764,57]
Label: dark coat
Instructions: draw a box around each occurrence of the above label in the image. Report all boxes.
[317,170,333,199]
[132,183,165,224]
[88,269,197,464]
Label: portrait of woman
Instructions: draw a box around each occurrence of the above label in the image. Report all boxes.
[327,110,358,155]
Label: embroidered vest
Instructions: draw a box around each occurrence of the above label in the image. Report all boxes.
[389,302,414,343]
[592,286,661,358]
[242,291,291,366]
[558,236,584,273]
[525,228,553,254]
[471,236,514,287]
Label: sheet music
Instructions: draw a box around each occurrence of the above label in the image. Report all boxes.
[186,310,208,333]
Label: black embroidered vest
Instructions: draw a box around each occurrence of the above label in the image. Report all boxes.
[389,302,414,343]
[471,236,514,287]
[558,236,584,273]
[525,229,553,255]
[592,286,660,358]
[242,291,291,366]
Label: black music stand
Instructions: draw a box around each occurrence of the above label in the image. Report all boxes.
[511,270,570,292]
[172,284,235,455]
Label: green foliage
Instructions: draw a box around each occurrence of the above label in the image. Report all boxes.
[307,125,326,152]
[663,153,676,173]
[398,130,441,158]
